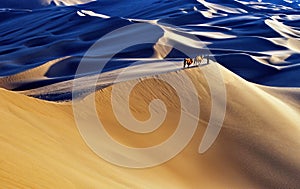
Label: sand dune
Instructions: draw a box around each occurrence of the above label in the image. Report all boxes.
[1,0,300,188]
[0,57,70,90]
[1,0,300,90]
[0,64,299,188]
[0,0,95,9]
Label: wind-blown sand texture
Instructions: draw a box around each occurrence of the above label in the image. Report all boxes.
[1,65,300,188]
[1,0,300,188]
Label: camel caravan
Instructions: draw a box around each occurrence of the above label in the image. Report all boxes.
[183,55,210,68]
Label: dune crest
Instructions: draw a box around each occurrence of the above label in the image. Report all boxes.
[1,0,300,188]
[1,0,300,89]
[0,64,299,188]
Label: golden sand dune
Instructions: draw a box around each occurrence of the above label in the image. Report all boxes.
[0,64,300,188]
[0,57,70,90]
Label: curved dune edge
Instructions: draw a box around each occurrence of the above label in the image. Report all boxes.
[0,56,71,90]
[0,64,300,188]
[1,0,300,88]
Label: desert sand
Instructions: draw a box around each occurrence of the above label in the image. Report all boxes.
[1,0,300,188]
[1,64,299,188]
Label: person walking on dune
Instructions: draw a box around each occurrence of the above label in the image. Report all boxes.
[183,58,193,68]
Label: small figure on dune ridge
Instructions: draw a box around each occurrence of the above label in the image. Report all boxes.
[194,55,204,66]
[183,55,206,68]
[183,58,193,68]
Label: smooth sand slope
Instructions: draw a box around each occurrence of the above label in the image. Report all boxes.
[0,64,300,188]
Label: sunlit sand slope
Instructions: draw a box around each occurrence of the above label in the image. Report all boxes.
[0,64,299,188]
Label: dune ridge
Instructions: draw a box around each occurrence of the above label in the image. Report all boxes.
[1,0,300,94]
[0,64,299,188]
[0,0,300,188]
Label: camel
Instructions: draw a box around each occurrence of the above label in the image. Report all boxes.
[183,55,207,68]
[183,58,193,68]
